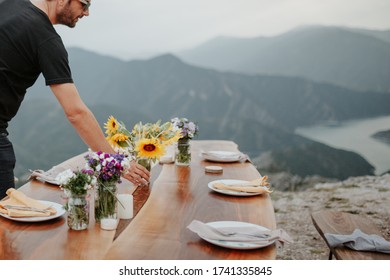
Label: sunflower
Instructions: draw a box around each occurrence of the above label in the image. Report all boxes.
[135,138,166,160]
[106,133,129,148]
[104,116,118,135]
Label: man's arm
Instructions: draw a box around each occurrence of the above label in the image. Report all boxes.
[50,83,113,153]
[50,83,150,185]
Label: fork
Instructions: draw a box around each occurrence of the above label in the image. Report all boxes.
[3,205,52,213]
[207,225,271,239]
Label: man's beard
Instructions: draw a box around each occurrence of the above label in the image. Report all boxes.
[57,3,78,28]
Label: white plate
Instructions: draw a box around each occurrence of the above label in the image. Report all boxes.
[200,221,274,250]
[201,151,241,163]
[0,200,65,222]
[208,179,267,197]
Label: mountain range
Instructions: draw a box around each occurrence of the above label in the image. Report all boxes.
[178,25,390,93]
[9,25,390,184]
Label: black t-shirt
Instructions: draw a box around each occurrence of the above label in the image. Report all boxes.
[0,0,73,132]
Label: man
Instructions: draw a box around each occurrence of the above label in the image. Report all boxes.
[0,0,150,198]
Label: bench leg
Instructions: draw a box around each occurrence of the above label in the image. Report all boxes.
[328,251,333,260]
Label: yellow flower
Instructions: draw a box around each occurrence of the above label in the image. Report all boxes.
[160,130,182,146]
[107,133,129,148]
[106,135,118,148]
[105,116,119,135]
[135,138,166,160]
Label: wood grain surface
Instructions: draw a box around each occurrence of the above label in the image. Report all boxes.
[311,210,390,260]
[0,141,277,260]
[105,140,277,260]
[0,152,136,260]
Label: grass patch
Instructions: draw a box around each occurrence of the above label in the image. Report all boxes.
[310,249,325,255]
[270,193,281,201]
[328,197,349,204]
[346,210,360,215]
[313,188,336,192]
[270,193,294,201]
[341,184,360,189]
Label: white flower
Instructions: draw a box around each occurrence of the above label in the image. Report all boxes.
[56,169,75,185]
[91,177,97,187]
[91,152,99,160]
[121,157,131,169]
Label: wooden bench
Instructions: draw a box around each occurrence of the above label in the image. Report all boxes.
[311,210,390,260]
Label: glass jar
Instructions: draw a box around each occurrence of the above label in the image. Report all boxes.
[175,138,191,166]
[136,157,152,172]
[65,192,90,230]
[94,181,118,230]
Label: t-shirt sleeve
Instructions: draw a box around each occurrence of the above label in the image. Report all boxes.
[38,37,73,86]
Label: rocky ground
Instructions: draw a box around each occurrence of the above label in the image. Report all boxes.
[269,173,390,259]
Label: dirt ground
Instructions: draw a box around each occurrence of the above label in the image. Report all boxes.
[271,174,390,259]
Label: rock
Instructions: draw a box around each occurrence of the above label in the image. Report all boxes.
[272,174,390,259]
[266,171,336,191]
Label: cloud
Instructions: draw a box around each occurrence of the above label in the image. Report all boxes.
[55,0,390,60]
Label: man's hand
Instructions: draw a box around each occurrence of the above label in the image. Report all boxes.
[123,161,150,187]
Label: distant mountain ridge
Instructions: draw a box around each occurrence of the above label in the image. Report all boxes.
[29,50,390,129]
[11,43,390,182]
[177,25,390,93]
[372,129,390,145]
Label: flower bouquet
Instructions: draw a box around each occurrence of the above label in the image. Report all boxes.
[171,117,199,166]
[57,169,94,230]
[104,116,182,171]
[84,151,130,230]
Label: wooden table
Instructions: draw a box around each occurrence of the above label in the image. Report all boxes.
[0,152,136,260]
[0,140,276,260]
[105,140,277,260]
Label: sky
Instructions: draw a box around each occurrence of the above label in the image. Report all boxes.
[55,0,390,61]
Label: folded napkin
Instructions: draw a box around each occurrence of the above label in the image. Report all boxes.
[187,220,293,245]
[202,151,251,163]
[29,165,66,185]
[0,188,56,217]
[325,229,390,254]
[213,177,272,194]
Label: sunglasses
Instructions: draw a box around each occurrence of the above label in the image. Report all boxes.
[79,0,91,11]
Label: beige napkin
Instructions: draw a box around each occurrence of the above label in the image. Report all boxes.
[187,220,293,244]
[213,177,272,194]
[0,188,56,217]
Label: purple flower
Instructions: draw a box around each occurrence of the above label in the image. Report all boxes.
[84,151,130,183]
[171,117,199,140]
